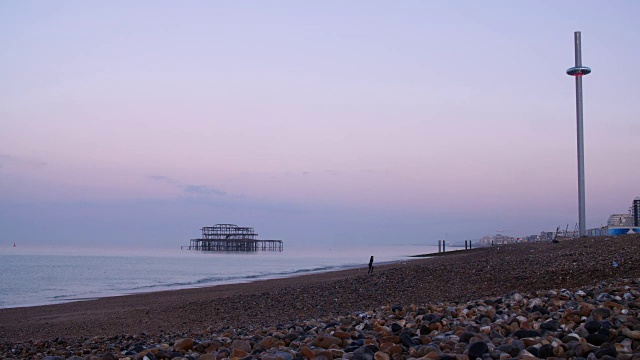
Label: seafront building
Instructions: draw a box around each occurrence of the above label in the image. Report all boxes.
[608,214,633,227]
[607,197,640,235]
[476,196,639,245]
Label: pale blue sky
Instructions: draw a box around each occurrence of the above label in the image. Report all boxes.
[1,1,639,248]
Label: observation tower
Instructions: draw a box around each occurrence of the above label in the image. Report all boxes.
[566,31,591,237]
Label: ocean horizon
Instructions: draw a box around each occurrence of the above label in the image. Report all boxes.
[0,243,448,309]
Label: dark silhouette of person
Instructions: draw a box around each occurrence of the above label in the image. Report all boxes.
[368,256,374,274]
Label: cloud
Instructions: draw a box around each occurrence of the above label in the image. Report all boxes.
[183,184,226,196]
[149,175,179,185]
[361,169,391,175]
[0,154,47,169]
[150,175,226,197]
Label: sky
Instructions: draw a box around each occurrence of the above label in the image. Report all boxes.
[1,1,639,249]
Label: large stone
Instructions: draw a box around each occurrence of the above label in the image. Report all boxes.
[316,351,334,360]
[559,289,573,300]
[278,351,295,360]
[521,338,538,348]
[553,345,565,357]
[390,323,403,334]
[438,355,456,360]
[333,331,351,340]
[585,333,609,346]
[591,307,612,320]
[538,344,553,359]
[283,333,299,344]
[232,340,252,353]
[231,348,249,358]
[173,339,195,352]
[525,346,538,357]
[512,330,541,339]
[415,345,441,358]
[575,326,589,338]
[574,342,592,357]
[511,339,525,351]
[300,346,315,359]
[379,343,403,356]
[352,347,375,360]
[520,353,539,360]
[622,328,640,340]
[594,345,617,359]
[142,352,158,360]
[540,320,560,331]
[313,335,342,349]
[580,303,596,317]
[584,320,601,334]
[379,336,401,344]
[424,352,440,360]
[262,354,287,360]
[496,344,519,358]
[468,342,489,359]
[374,351,390,360]
[259,337,284,349]
[529,305,549,315]
[459,332,477,343]
[401,333,417,348]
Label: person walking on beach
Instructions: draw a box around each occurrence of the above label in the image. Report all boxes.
[368,256,374,274]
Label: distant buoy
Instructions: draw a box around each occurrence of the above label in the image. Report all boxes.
[13,243,16,247]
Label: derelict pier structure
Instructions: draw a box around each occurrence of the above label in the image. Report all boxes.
[182,224,283,252]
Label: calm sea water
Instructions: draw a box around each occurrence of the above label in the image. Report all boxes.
[0,244,443,309]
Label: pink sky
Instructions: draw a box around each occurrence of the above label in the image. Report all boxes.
[1,1,639,247]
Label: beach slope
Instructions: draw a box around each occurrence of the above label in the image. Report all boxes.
[1,235,639,359]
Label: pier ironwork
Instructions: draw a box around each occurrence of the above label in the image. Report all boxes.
[183,224,283,252]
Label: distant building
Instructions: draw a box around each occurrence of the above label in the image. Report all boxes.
[608,214,633,227]
[479,233,517,245]
[586,227,607,237]
[540,232,554,241]
[606,196,640,235]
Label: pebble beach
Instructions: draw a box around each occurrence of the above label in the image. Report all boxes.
[1,234,639,360]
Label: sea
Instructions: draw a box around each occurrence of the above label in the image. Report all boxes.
[0,243,445,309]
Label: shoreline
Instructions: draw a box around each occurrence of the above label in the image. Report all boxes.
[1,234,639,356]
[0,244,445,311]
[0,254,430,312]
[0,249,480,342]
